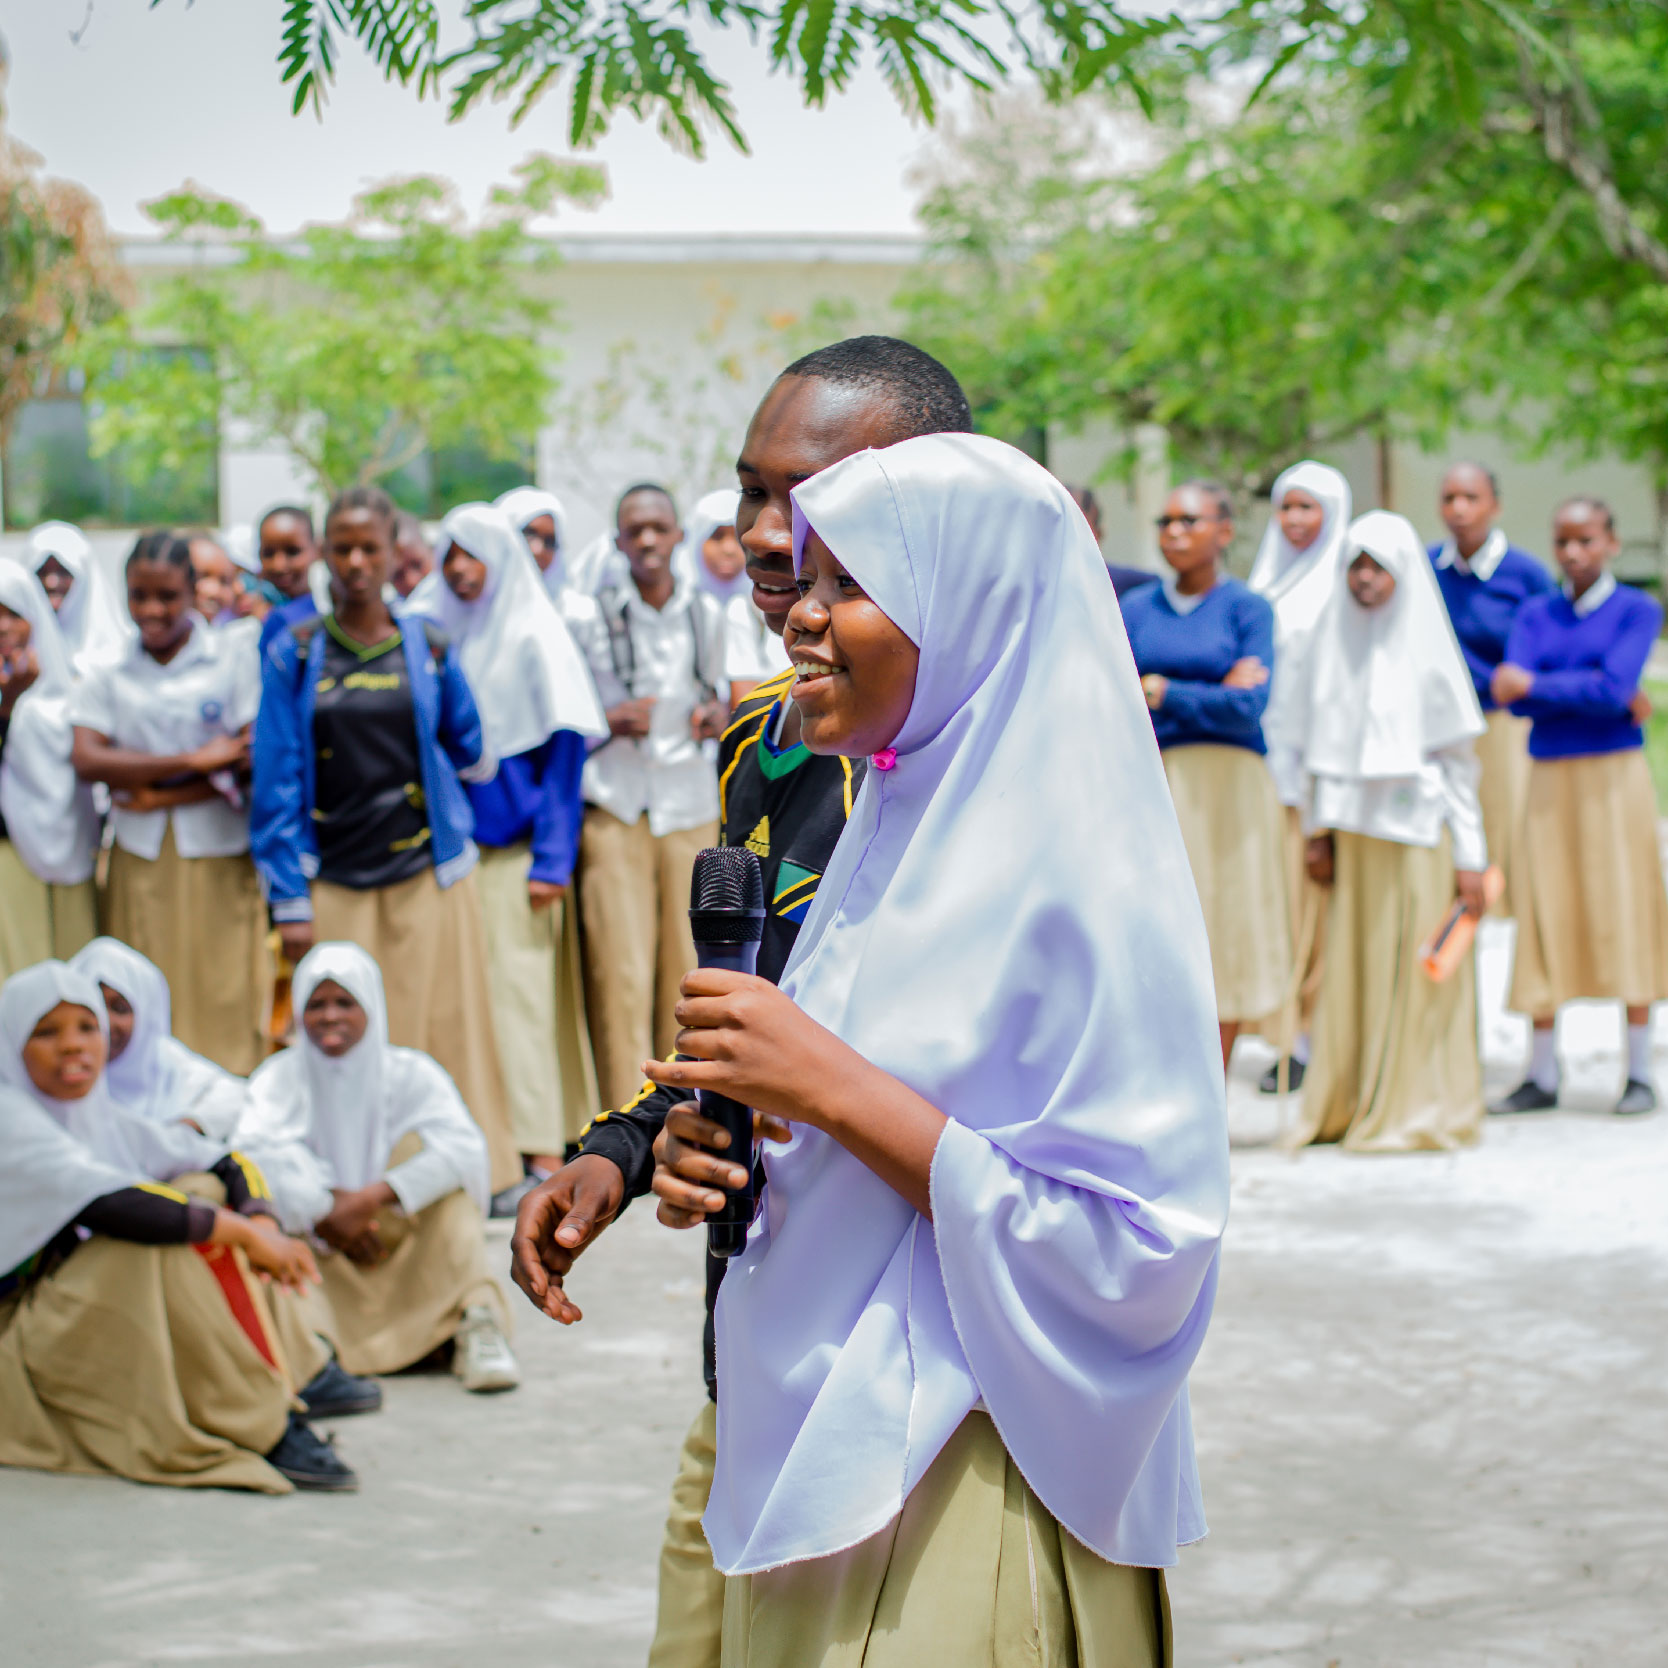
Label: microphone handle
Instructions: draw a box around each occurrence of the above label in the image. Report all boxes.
[692,940,758,1258]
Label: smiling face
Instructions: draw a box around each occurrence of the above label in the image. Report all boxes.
[127,558,195,658]
[784,529,919,757]
[521,513,559,574]
[303,979,369,1058]
[1552,501,1618,594]
[1278,488,1326,553]
[441,540,489,604]
[0,603,31,661]
[99,984,135,1061]
[736,376,917,639]
[1157,485,1233,587]
[190,538,237,621]
[324,508,394,609]
[258,511,317,601]
[392,528,433,599]
[615,491,682,591]
[35,556,73,613]
[1347,552,1398,610]
[23,1001,106,1100]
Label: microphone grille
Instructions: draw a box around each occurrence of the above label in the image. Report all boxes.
[690,846,765,913]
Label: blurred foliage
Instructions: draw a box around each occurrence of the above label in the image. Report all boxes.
[86,155,607,497]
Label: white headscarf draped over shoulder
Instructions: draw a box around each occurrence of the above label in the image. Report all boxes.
[0,560,100,884]
[70,938,244,1142]
[1301,509,1484,782]
[495,486,569,594]
[406,502,605,758]
[705,432,1229,1577]
[24,521,133,676]
[0,962,220,1272]
[235,943,489,1235]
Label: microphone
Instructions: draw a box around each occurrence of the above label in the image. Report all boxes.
[688,846,765,1257]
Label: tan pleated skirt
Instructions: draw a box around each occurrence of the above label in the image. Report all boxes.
[0,839,96,980]
[1474,709,1533,920]
[1162,744,1290,1024]
[475,841,602,1158]
[104,826,270,1075]
[312,864,521,1193]
[721,1413,1171,1668]
[1509,749,1668,1015]
[0,1238,293,1493]
[1286,830,1483,1153]
[650,1399,727,1668]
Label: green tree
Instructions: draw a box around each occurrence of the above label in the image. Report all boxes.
[87,154,606,497]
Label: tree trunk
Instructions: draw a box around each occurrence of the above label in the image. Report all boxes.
[1655,469,1668,602]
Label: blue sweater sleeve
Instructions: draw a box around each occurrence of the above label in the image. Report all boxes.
[1158,590,1275,739]
[249,631,311,906]
[434,648,488,778]
[529,731,587,887]
[1509,595,1660,721]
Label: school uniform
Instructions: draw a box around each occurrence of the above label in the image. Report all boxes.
[0,963,312,1494]
[1123,575,1290,1025]
[1430,530,1555,916]
[1287,512,1488,1153]
[407,502,610,1160]
[570,581,726,1111]
[1504,575,1668,1016]
[250,612,521,1194]
[0,563,98,979]
[70,618,268,1074]
[25,521,133,676]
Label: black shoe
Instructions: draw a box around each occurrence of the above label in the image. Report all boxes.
[1257,1057,1306,1095]
[1615,1078,1657,1116]
[265,1414,359,1492]
[300,1357,382,1418]
[1488,1079,1559,1115]
[491,1175,540,1218]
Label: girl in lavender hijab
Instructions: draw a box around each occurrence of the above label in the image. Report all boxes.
[644,432,1228,1664]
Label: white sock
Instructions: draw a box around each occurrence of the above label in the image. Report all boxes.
[1529,1028,1559,1093]
[1628,1022,1652,1084]
[1292,1032,1311,1067]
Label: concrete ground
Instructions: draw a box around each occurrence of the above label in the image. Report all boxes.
[4,922,1667,1667]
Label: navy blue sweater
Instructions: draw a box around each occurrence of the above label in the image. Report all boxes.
[1504,582,1662,760]
[1122,575,1275,754]
[465,731,587,887]
[1429,542,1555,708]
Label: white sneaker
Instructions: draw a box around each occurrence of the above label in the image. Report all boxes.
[452,1305,520,1393]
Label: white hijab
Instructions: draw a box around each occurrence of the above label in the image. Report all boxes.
[1301,509,1484,781]
[706,433,1228,1576]
[237,943,488,1230]
[408,502,606,757]
[0,559,100,884]
[495,486,570,595]
[678,489,748,602]
[0,962,219,1272]
[70,938,244,1141]
[25,521,133,675]
[222,524,259,576]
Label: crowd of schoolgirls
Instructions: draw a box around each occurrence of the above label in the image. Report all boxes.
[0,472,784,1496]
[1122,459,1668,1151]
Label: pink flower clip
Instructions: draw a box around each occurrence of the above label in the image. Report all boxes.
[871,747,898,772]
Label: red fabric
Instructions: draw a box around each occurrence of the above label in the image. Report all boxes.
[193,1242,279,1371]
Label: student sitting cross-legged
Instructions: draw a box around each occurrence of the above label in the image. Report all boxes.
[0,961,357,1493]
[236,943,520,1394]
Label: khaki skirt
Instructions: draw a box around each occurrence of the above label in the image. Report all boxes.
[1509,749,1668,1015]
[1287,830,1483,1153]
[0,839,96,980]
[475,841,601,1158]
[1474,708,1533,920]
[0,1237,293,1494]
[312,864,521,1193]
[1162,744,1291,1024]
[104,826,270,1075]
[721,1413,1170,1668]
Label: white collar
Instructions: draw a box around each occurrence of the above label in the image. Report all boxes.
[1161,572,1218,617]
[1565,570,1617,618]
[125,617,213,673]
[1435,527,1508,583]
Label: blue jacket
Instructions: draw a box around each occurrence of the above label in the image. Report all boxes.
[258,592,319,652]
[466,732,587,888]
[251,619,493,921]
[1428,542,1554,707]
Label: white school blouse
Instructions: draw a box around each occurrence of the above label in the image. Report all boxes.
[68,617,261,861]
[1305,742,1488,872]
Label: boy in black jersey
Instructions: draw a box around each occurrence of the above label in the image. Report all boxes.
[511,338,972,1668]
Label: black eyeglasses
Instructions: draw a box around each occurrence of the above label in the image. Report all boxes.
[1154,514,1221,530]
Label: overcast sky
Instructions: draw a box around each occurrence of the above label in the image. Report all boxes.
[3,1,943,237]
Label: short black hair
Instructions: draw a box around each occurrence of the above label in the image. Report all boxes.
[393,509,428,545]
[781,336,972,440]
[1556,493,1617,534]
[1066,484,1099,517]
[125,530,193,575]
[325,485,398,535]
[259,503,315,538]
[616,482,678,522]
[1445,460,1501,499]
[1176,479,1234,520]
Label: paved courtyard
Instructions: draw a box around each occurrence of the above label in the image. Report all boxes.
[4,923,1667,1667]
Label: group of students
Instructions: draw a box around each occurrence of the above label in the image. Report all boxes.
[1119,458,1667,1150]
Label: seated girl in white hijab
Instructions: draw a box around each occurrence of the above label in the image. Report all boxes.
[0,961,357,1493]
[237,943,520,1394]
[1285,510,1490,1152]
[0,561,100,979]
[71,937,245,1141]
[643,433,1229,1666]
